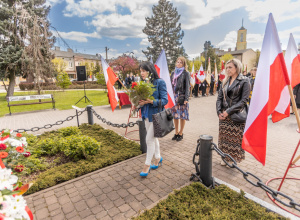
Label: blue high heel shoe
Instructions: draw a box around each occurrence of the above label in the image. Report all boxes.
[150,157,163,170]
[140,167,151,177]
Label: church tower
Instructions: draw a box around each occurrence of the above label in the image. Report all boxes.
[236,19,247,50]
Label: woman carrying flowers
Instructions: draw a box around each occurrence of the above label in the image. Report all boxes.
[137,61,168,177]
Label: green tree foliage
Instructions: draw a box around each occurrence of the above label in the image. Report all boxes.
[142,0,186,71]
[220,53,234,64]
[188,56,205,72]
[0,0,55,96]
[56,72,71,91]
[204,47,220,72]
[96,73,106,86]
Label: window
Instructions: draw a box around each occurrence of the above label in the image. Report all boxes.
[69,62,72,67]
[240,33,244,42]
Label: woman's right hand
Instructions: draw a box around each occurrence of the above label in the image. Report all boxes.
[219,113,225,120]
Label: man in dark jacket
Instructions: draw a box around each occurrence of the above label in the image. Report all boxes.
[210,73,215,95]
[125,74,131,89]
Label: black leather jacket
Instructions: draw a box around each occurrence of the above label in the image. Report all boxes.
[170,70,190,101]
[216,74,250,116]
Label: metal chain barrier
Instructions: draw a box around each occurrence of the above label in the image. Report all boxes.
[212,143,300,212]
[91,109,138,128]
[14,109,87,133]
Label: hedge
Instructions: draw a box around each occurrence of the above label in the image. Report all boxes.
[135,183,286,219]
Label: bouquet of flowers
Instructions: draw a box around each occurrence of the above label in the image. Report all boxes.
[0,129,31,174]
[128,81,156,114]
[0,168,32,220]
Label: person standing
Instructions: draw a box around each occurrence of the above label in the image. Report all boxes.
[125,74,131,89]
[216,59,250,165]
[138,61,168,177]
[201,78,207,97]
[249,67,257,103]
[130,73,135,84]
[170,57,190,141]
[117,75,122,90]
[293,83,300,117]
[210,73,215,95]
[134,74,140,82]
[194,70,200,97]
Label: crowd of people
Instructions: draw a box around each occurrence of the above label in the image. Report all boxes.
[121,58,258,177]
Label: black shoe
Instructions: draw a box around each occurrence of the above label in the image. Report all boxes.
[172,134,179,140]
[176,134,183,141]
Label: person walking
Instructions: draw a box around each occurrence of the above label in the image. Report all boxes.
[138,61,168,177]
[170,57,190,141]
[216,59,250,165]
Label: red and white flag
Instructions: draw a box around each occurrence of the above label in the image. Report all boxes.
[154,49,175,109]
[197,65,205,83]
[100,56,119,112]
[242,13,290,165]
[190,63,195,87]
[220,61,226,81]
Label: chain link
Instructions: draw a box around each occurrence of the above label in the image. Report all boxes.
[91,109,138,128]
[14,109,87,133]
[212,144,300,213]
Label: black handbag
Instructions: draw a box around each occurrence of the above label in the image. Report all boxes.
[178,94,185,105]
[223,89,249,124]
[152,100,175,138]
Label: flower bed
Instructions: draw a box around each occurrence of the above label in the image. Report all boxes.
[13,124,141,195]
[134,183,286,219]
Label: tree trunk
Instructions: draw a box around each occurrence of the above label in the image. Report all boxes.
[6,74,15,97]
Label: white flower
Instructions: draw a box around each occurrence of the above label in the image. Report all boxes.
[0,195,27,219]
[0,168,18,191]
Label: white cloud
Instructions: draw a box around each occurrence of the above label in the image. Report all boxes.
[216,31,237,50]
[53,31,101,42]
[140,38,150,46]
[45,0,61,6]
[126,44,130,47]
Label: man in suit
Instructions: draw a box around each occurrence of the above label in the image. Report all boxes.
[125,74,131,89]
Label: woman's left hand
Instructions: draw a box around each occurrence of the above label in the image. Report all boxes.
[222,111,228,118]
[139,99,153,106]
[184,100,188,105]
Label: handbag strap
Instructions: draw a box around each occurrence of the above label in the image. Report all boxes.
[158,99,162,112]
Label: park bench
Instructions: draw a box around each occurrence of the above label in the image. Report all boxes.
[6,94,55,115]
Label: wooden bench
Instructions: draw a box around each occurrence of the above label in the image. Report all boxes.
[6,94,56,115]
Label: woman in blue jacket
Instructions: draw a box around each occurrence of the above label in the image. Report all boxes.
[138,61,168,177]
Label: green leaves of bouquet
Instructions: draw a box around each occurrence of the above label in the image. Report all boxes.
[128,81,156,107]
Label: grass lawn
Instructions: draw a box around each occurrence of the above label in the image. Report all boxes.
[0,90,109,117]
[135,183,287,219]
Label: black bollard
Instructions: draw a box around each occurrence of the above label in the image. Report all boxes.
[87,105,94,125]
[199,135,213,187]
[137,119,147,153]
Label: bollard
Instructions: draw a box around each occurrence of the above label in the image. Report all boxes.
[137,119,147,153]
[199,135,213,187]
[87,105,94,125]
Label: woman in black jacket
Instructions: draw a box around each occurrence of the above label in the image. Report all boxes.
[170,57,190,141]
[216,59,250,165]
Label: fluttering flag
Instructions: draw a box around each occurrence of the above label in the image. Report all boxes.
[154,49,175,109]
[242,13,290,165]
[286,33,300,88]
[206,57,211,85]
[190,63,195,87]
[214,59,218,83]
[197,65,206,83]
[100,55,119,112]
[219,60,226,80]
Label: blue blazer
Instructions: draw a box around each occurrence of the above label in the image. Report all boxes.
[141,78,168,122]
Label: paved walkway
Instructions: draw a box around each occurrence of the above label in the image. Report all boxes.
[0,95,299,219]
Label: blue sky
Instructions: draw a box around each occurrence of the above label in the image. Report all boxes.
[47,0,300,60]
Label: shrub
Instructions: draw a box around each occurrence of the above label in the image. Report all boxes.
[56,72,72,90]
[57,126,82,137]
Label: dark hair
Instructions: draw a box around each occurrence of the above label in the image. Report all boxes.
[139,61,159,80]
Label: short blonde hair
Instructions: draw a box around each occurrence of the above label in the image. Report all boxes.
[176,56,188,70]
[226,59,242,75]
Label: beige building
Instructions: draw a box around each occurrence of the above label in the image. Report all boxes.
[51,47,101,79]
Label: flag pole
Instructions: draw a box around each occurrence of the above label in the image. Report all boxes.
[287,85,300,130]
[117,78,129,93]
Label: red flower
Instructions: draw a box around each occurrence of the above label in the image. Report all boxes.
[16,146,24,153]
[23,152,31,157]
[0,152,8,159]
[14,165,24,172]
[0,143,7,150]
[131,82,138,89]
[16,133,22,137]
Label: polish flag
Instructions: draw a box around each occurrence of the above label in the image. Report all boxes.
[197,65,205,83]
[214,60,218,83]
[242,13,290,165]
[100,56,119,112]
[190,63,195,87]
[154,49,175,109]
[220,61,226,81]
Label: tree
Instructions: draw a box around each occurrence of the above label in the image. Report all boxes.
[109,55,139,80]
[0,0,55,96]
[204,47,220,72]
[52,58,67,75]
[142,0,186,71]
[188,56,205,72]
[220,53,234,66]
[56,72,71,91]
[252,50,260,67]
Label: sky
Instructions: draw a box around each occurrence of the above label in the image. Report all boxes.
[47,0,300,61]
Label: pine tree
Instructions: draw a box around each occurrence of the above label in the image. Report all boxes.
[0,0,55,96]
[142,0,186,71]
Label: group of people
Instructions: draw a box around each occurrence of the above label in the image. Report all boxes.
[134,57,255,177]
[118,73,141,90]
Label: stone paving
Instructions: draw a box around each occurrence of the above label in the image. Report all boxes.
[0,94,299,219]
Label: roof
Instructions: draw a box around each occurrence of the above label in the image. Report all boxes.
[218,49,255,56]
[239,26,246,30]
[51,49,101,60]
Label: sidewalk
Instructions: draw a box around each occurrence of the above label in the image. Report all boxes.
[0,95,299,219]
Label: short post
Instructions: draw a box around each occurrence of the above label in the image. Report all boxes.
[76,110,79,127]
[87,105,94,125]
[137,119,147,153]
[199,135,213,187]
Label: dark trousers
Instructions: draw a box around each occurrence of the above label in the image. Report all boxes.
[201,85,206,96]
[210,83,214,95]
[193,84,199,97]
